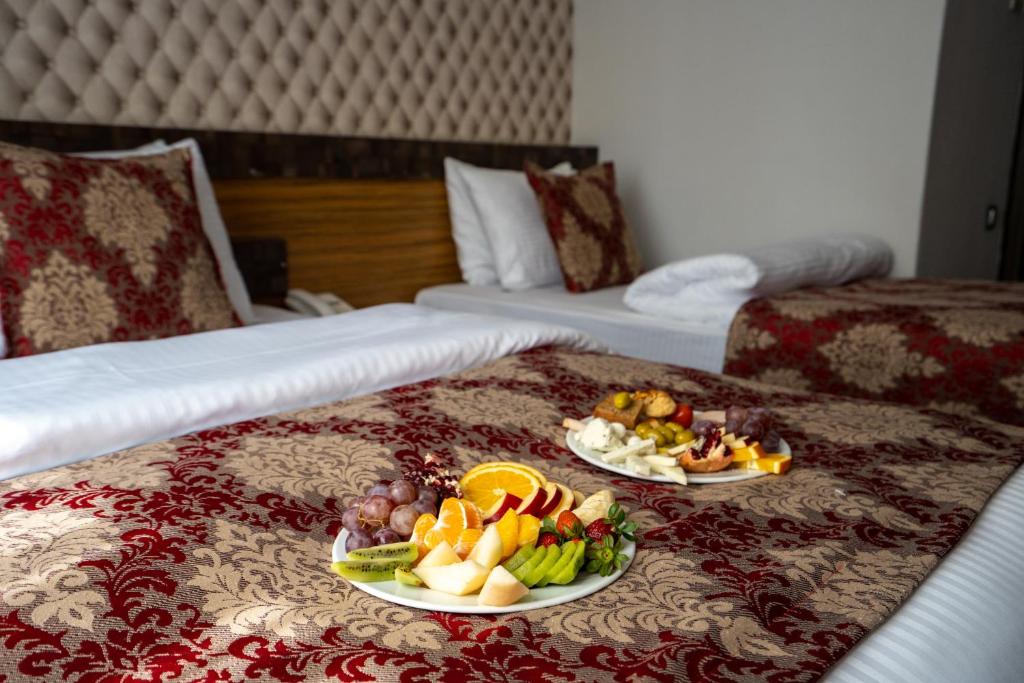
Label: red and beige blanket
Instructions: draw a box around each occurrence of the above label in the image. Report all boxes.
[0,345,1020,681]
[724,278,1024,426]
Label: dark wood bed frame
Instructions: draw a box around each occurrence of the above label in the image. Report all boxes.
[0,119,597,307]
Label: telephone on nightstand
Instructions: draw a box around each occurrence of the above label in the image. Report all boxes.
[284,289,355,317]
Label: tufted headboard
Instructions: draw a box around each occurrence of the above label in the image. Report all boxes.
[0,0,590,306]
[0,0,573,144]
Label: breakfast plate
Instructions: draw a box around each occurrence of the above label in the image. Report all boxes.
[566,417,791,484]
[333,529,635,614]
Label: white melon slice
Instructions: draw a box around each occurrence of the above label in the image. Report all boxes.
[413,560,489,596]
[417,540,460,569]
[478,565,529,607]
[467,524,503,570]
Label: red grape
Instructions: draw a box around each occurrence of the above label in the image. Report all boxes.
[373,527,401,545]
[342,506,364,532]
[389,505,418,536]
[417,487,438,505]
[361,495,394,525]
[412,499,437,516]
[388,479,417,505]
[367,483,390,498]
[345,528,373,553]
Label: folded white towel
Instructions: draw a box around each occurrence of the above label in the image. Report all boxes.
[623,234,893,325]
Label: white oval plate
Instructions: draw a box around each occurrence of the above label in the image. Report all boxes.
[332,530,635,614]
[566,417,791,484]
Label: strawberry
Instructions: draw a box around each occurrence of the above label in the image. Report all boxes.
[585,518,615,543]
[555,511,584,539]
[537,532,560,547]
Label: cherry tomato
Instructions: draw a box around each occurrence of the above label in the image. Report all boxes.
[669,404,693,428]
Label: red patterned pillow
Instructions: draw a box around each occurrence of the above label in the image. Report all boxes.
[525,161,643,292]
[0,141,239,357]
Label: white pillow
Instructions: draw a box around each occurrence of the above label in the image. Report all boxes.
[446,158,573,291]
[445,158,498,285]
[84,139,255,325]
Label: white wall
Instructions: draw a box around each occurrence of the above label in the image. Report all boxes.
[572,0,945,277]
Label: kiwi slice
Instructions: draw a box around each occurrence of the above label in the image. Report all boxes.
[512,545,550,583]
[536,541,579,588]
[549,542,586,585]
[502,545,536,573]
[394,567,423,587]
[523,545,562,587]
[347,541,418,564]
[331,559,410,582]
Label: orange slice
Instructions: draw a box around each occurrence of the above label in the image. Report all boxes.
[517,514,540,548]
[732,443,767,463]
[461,461,548,488]
[410,513,437,557]
[462,499,483,530]
[494,508,520,559]
[459,465,543,512]
[425,498,469,548]
[746,453,792,474]
[453,527,483,559]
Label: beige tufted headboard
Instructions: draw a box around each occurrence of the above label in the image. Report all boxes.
[0,0,573,144]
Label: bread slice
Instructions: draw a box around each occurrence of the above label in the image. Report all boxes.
[592,393,643,429]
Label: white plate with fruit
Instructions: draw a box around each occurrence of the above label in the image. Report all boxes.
[330,459,636,614]
[565,395,792,484]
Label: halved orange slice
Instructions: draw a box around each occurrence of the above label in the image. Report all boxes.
[461,461,548,488]
[453,527,483,559]
[459,465,543,512]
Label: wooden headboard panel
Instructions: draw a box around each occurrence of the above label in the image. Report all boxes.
[214,178,454,307]
[0,120,598,306]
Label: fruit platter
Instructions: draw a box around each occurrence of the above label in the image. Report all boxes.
[330,457,637,613]
[564,391,792,484]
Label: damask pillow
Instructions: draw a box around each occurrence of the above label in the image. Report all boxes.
[0,141,239,357]
[525,161,643,293]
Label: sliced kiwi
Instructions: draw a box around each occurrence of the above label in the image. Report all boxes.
[536,541,579,588]
[502,545,536,573]
[550,542,586,585]
[512,545,550,583]
[346,541,418,564]
[394,567,424,587]
[331,559,410,582]
[524,545,562,587]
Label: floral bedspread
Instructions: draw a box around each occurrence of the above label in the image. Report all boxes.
[1,346,1021,682]
[723,278,1024,426]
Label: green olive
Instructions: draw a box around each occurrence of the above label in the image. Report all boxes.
[664,421,684,434]
[657,426,675,443]
[635,423,652,438]
[652,432,667,447]
[674,429,695,445]
[613,391,633,410]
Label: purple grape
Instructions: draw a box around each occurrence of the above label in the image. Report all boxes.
[388,479,417,505]
[412,499,437,516]
[345,527,373,553]
[416,486,438,505]
[389,504,419,537]
[692,420,718,438]
[361,495,394,525]
[348,496,366,510]
[741,418,766,442]
[342,505,364,532]
[373,527,402,545]
[367,482,390,498]
[761,430,782,452]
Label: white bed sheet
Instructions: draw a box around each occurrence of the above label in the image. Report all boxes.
[0,304,598,480]
[416,283,729,372]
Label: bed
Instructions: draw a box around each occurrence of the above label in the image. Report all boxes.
[416,282,730,373]
[0,123,1022,682]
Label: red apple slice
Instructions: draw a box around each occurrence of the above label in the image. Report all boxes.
[515,487,547,517]
[483,492,523,525]
[536,482,563,518]
[550,484,575,518]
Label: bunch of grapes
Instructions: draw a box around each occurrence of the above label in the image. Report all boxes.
[342,478,439,554]
[725,405,782,451]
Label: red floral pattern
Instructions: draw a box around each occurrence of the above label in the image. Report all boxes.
[525,161,643,292]
[0,141,238,357]
[723,278,1024,426]
[0,345,1020,682]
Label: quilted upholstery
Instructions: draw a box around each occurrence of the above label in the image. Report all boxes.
[0,0,572,144]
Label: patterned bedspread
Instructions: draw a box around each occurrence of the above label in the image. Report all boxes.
[1,345,1020,682]
[723,278,1024,426]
